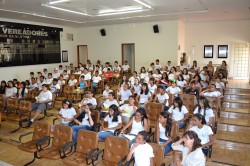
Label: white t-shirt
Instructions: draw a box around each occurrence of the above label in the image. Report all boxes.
[74,71,82,75]
[57,80,65,86]
[120,104,137,117]
[122,65,130,71]
[183,74,190,81]
[81,113,91,126]
[103,99,119,111]
[180,65,187,71]
[5,87,17,97]
[155,64,162,70]
[168,105,188,121]
[140,73,148,79]
[29,83,38,90]
[38,81,46,90]
[177,80,186,87]
[129,76,139,85]
[193,107,215,124]
[63,75,69,80]
[159,123,169,140]
[50,84,60,93]
[92,76,102,83]
[133,84,141,94]
[215,82,225,89]
[102,67,111,72]
[52,73,60,78]
[130,119,144,135]
[83,97,97,106]
[38,91,52,103]
[204,91,221,97]
[59,107,76,124]
[104,115,122,133]
[103,90,113,98]
[190,125,213,144]
[58,69,64,74]
[81,73,91,81]
[156,93,169,106]
[46,78,53,85]
[133,143,154,166]
[18,88,28,98]
[139,92,151,103]
[165,86,181,97]
[119,89,132,101]
[148,84,157,94]
[168,73,175,80]
[68,79,77,86]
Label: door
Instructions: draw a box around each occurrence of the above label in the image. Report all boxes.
[122,43,135,72]
[233,43,250,79]
[77,45,88,65]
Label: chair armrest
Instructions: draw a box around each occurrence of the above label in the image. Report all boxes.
[86,148,99,165]
[147,132,154,142]
[208,145,213,158]
[92,149,104,165]
[114,128,122,136]
[59,141,75,158]
[36,136,51,151]
[18,131,33,143]
[118,155,128,166]
[125,156,134,166]
[92,123,101,132]
[53,117,59,125]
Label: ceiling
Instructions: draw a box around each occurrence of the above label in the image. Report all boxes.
[0,0,249,27]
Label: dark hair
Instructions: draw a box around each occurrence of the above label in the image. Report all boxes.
[149,77,155,84]
[140,67,146,73]
[0,80,7,89]
[48,73,52,76]
[157,85,164,90]
[53,78,58,82]
[183,131,202,152]
[193,113,206,125]
[62,99,72,108]
[160,112,172,137]
[161,72,169,82]
[150,62,155,66]
[108,92,115,98]
[13,79,17,82]
[40,76,45,80]
[140,83,149,95]
[7,81,14,88]
[109,104,119,122]
[80,75,85,79]
[197,96,211,118]
[42,84,49,89]
[169,67,176,74]
[120,75,128,87]
[138,131,148,141]
[25,80,30,86]
[193,74,202,83]
[20,82,26,97]
[30,72,34,75]
[59,65,63,67]
[183,68,188,75]
[155,69,160,74]
[173,97,183,112]
[135,108,148,126]
[178,74,184,81]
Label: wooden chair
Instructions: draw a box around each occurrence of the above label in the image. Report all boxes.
[179,94,196,115]
[38,93,56,121]
[149,143,165,166]
[0,96,6,125]
[17,122,50,166]
[6,98,18,118]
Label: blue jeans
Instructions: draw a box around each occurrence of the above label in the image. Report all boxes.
[179,122,185,129]
[91,82,98,87]
[72,125,91,146]
[160,138,172,156]
[98,131,114,141]
[202,147,209,156]
[164,106,169,111]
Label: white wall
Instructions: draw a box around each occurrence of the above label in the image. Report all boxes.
[185,20,250,77]
[177,20,186,65]
[76,20,179,72]
[0,18,78,81]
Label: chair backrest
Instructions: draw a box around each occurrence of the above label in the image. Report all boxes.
[148,143,164,166]
[0,96,6,108]
[64,85,75,94]
[76,130,98,154]
[103,136,129,163]
[145,102,163,122]
[179,94,196,114]
[6,98,18,110]
[32,122,51,140]
[19,100,32,112]
[91,110,100,124]
[168,93,174,106]
[195,86,201,94]
[52,125,73,147]
[205,97,221,111]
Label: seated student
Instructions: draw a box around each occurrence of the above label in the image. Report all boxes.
[180,60,188,71]
[29,78,38,91]
[74,67,82,75]
[4,81,17,98]
[122,60,130,74]
[126,131,154,166]
[118,83,132,101]
[94,65,102,75]
[68,75,78,87]
[57,75,66,86]
[101,92,119,118]
[38,76,46,91]
[156,112,174,156]
[120,108,149,146]
[28,84,52,126]
[168,97,189,129]
[152,69,162,81]
[165,80,182,97]
[86,62,93,72]
[45,73,53,85]
[185,80,199,98]
[72,103,94,146]
[172,131,205,166]
[218,72,228,84]
[154,85,169,111]
[168,67,177,81]
[51,99,76,132]
[148,78,157,95]
[214,76,225,90]
[113,61,121,79]
[53,68,60,78]
[103,68,113,82]
[119,75,130,90]
[193,96,215,126]
[102,84,113,100]
[182,68,190,82]
[80,68,91,81]
[119,96,138,125]
[79,90,97,109]
[91,71,102,88]
[78,75,87,89]
[136,83,152,109]
[50,79,60,96]
[63,70,69,80]
[139,67,148,82]
[191,74,206,89]
[43,68,49,79]
[189,114,214,156]
[98,104,122,141]
[36,72,42,84]
[200,84,223,98]
[102,62,111,72]
[17,82,28,100]
[177,74,187,88]
[175,66,182,76]
[131,78,141,97]
[158,72,169,89]
[129,71,140,85]
[155,59,162,70]
[147,62,155,72]
[25,80,30,90]
[167,61,172,71]
[144,71,153,83]
[0,80,7,95]
[58,65,64,74]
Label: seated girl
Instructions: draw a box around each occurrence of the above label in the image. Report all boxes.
[131,78,141,97]
[176,74,187,88]
[119,96,137,125]
[98,104,122,141]
[17,82,28,100]
[136,83,152,109]
[165,80,182,97]
[79,90,97,109]
[101,92,119,118]
[118,83,132,102]
[154,85,169,111]
[158,72,169,90]
[200,84,223,98]
[168,97,189,129]
[102,84,113,100]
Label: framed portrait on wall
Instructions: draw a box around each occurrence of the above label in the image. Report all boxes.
[62,50,68,62]
[218,45,228,58]
[204,45,213,58]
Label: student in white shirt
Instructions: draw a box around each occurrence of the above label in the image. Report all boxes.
[168,97,189,129]
[136,83,152,109]
[45,73,53,85]
[126,131,154,166]
[172,131,205,166]
[154,85,169,111]
[180,60,187,71]
[63,70,69,80]
[102,84,113,100]
[38,76,46,91]
[119,75,130,90]
[74,67,82,75]
[98,104,122,141]
[50,79,60,94]
[193,96,215,126]
[182,68,190,82]
[68,75,77,87]
[102,62,111,72]
[17,82,28,100]
[113,61,121,79]
[4,81,17,98]
[131,78,141,96]
[152,69,162,81]
[72,103,94,147]
[147,62,155,72]
[57,75,65,86]
[119,96,138,124]
[155,59,162,70]
[58,65,64,74]
[129,71,140,85]
[165,80,182,97]
[177,74,187,88]
[122,60,130,73]
[79,90,97,109]
[118,83,132,101]
[29,78,38,91]
[53,68,60,78]
[148,78,157,95]
[80,68,91,81]
[139,67,148,82]
[101,92,119,118]
[168,67,177,81]
[167,61,172,71]
[215,77,225,90]
[200,84,223,98]
[51,99,76,132]
[119,108,149,147]
[91,71,102,87]
[189,113,214,156]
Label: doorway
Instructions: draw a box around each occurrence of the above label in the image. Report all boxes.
[77,45,88,66]
[121,43,135,72]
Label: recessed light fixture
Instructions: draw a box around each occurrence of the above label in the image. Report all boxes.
[98,9,145,16]
[134,0,152,9]
[49,0,69,5]
[42,4,89,16]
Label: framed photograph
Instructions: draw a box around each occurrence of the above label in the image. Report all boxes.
[218,45,228,58]
[204,45,213,58]
[62,50,68,62]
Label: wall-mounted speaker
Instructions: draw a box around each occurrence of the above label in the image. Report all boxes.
[100,29,106,36]
[153,25,159,33]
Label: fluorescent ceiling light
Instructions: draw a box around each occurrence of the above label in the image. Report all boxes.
[42,4,89,16]
[49,0,69,5]
[134,0,152,9]
[98,9,145,16]
[99,7,143,14]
